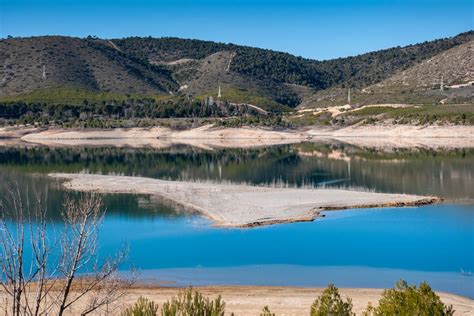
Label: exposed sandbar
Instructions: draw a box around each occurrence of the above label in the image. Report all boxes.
[6,124,473,149]
[50,173,440,227]
[19,125,307,148]
[308,125,474,148]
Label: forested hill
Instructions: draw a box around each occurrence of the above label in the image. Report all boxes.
[0,31,472,108]
[113,31,473,89]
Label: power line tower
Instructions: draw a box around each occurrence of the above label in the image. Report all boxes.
[440,76,444,91]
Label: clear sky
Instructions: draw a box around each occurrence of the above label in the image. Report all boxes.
[1,0,472,60]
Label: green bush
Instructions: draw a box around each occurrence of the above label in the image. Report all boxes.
[161,287,225,316]
[310,284,354,316]
[121,296,159,316]
[364,280,454,316]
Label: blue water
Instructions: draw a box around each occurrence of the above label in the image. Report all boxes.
[1,143,473,297]
[137,266,473,298]
[98,203,474,297]
[103,205,472,272]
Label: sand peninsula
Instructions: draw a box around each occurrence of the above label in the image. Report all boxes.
[51,173,440,227]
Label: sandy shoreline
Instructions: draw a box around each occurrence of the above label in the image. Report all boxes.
[309,125,474,148]
[56,285,473,315]
[1,124,473,148]
[51,173,440,227]
[17,125,308,149]
[2,285,471,315]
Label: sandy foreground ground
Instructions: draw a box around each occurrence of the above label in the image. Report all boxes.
[51,173,439,227]
[28,286,471,315]
[1,124,473,149]
[2,286,472,315]
[119,286,474,316]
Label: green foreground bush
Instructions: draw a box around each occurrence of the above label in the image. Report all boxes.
[161,287,225,316]
[121,296,159,316]
[363,280,454,316]
[310,284,354,316]
[122,280,455,315]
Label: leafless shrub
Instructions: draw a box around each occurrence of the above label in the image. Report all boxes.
[0,184,132,316]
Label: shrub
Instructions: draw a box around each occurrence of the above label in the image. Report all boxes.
[121,296,159,316]
[161,287,225,316]
[310,284,354,316]
[364,280,454,316]
[260,305,275,316]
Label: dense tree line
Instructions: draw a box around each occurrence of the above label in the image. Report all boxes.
[0,96,272,126]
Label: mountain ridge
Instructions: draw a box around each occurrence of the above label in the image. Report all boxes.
[1,31,473,108]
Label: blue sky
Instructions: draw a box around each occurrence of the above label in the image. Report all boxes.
[1,0,472,60]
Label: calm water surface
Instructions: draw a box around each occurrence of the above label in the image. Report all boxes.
[0,142,473,297]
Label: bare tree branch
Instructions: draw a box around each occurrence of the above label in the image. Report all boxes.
[0,186,132,315]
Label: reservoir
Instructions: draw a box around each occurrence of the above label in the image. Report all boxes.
[1,142,472,297]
